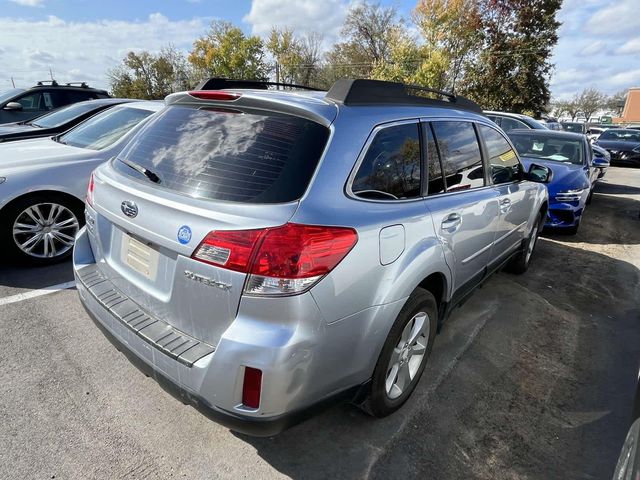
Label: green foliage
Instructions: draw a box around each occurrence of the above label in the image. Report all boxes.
[462,0,562,115]
[189,20,269,81]
[108,45,191,100]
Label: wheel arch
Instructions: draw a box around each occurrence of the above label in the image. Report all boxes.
[0,189,85,218]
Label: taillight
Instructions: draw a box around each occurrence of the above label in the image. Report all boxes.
[188,90,241,101]
[192,223,358,296]
[87,173,95,206]
[242,367,262,409]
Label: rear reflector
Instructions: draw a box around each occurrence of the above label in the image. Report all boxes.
[192,223,358,296]
[87,173,95,206]
[188,90,241,101]
[242,367,262,409]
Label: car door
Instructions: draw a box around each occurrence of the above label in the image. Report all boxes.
[422,120,501,299]
[477,123,537,267]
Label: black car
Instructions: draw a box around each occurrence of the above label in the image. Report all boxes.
[0,81,110,125]
[594,129,640,167]
[484,110,548,131]
[0,98,132,143]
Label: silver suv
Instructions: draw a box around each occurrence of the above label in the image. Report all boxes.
[74,79,551,436]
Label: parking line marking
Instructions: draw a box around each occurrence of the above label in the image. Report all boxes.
[0,281,76,306]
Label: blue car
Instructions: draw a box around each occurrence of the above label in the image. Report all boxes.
[507,129,603,234]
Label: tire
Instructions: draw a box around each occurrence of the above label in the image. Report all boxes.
[361,288,437,417]
[0,194,84,266]
[506,211,543,274]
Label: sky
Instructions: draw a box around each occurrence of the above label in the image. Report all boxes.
[0,0,638,100]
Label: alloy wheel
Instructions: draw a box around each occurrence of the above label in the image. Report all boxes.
[385,311,430,400]
[12,203,79,259]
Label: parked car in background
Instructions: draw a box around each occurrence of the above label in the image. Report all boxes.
[0,101,162,265]
[508,129,599,234]
[594,129,640,167]
[74,79,551,436]
[484,111,548,132]
[0,81,110,125]
[591,144,611,178]
[0,98,132,143]
[539,118,563,130]
[561,122,585,134]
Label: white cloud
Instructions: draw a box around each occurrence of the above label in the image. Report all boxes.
[609,69,640,87]
[9,0,44,7]
[585,0,640,36]
[243,0,348,43]
[0,13,210,91]
[616,37,640,55]
[578,40,606,56]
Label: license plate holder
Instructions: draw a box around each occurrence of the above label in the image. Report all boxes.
[121,233,159,280]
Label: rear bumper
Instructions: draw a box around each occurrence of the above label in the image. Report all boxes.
[81,298,360,436]
[73,227,372,435]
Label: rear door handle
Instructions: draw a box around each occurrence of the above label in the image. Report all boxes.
[441,213,462,231]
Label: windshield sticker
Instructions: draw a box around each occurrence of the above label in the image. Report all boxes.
[177,225,192,245]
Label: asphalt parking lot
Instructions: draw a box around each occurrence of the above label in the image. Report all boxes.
[1,167,639,480]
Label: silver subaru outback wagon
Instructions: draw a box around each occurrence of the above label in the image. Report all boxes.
[73,79,550,436]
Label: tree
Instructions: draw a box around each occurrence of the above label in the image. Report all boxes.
[189,20,268,81]
[463,0,562,115]
[575,87,605,122]
[413,0,482,92]
[265,28,323,87]
[606,90,627,116]
[324,1,402,81]
[108,45,192,99]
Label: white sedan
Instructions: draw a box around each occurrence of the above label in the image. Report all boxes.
[0,101,163,265]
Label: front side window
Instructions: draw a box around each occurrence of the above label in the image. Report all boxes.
[499,117,528,132]
[17,92,46,112]
[478,125,522,184]
[424,123,446,195]
[431,121,485,192]
[352,123,421,200]
[59,106,152,150]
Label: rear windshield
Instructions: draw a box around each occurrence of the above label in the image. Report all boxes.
[114,105,330,204]
[31,101,103,128]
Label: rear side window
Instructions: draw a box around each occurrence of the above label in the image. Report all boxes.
[478,125,522,184]
[115,105,330,204]
[351,123,421,200]
[431,121,484,192]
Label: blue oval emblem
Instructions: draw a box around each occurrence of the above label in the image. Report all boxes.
[177,225,192,245]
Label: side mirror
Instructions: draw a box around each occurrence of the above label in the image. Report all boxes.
[527,163,553,183]
[3,102,22,111]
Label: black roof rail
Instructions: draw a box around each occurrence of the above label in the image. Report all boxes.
[325,79,483,113]
[35,80,59,87]
[195,78,322,92]
[65,82,89,88]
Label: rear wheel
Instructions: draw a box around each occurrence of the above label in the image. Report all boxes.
[0,195,83,265]
[507,212,543,274]
[361,288,437,417]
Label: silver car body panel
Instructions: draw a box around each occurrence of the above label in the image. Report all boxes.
[75,90,548,425]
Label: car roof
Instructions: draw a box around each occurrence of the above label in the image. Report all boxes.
[507,128,586,140]
[120,100,164,112]
[483,110,533,120]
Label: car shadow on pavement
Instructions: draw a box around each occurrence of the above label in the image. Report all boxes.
[234,238,640,480]
[0,258,74,291]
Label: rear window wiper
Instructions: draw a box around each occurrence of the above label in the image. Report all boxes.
[120,158,161,184]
